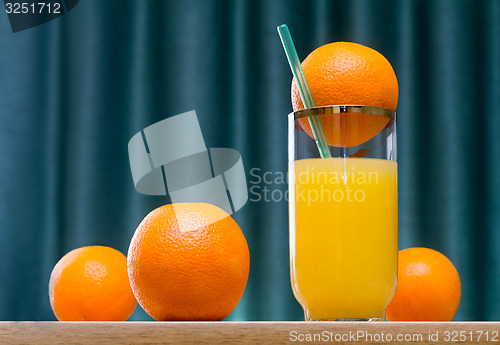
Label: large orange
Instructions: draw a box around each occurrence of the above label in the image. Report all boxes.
[386,247,461,321]
[127,203,250,321]
[49,246,137,321]
[291,42,398,147]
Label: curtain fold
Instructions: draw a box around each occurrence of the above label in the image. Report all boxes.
[0,0,498,321]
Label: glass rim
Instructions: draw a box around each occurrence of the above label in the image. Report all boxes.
[289,105,396,121]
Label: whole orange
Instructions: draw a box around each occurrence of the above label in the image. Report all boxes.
[49,246,137,321]
[127,203,250,321]
[386,247,461,321]
[291,42,398,147]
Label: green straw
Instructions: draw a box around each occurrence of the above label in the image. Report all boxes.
[277,24,331,158]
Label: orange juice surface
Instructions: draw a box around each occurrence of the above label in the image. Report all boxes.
[290,158,398,320]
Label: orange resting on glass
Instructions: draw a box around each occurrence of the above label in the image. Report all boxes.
[291,42,398,147]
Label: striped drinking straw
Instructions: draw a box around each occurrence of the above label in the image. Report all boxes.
[277,24,331,158]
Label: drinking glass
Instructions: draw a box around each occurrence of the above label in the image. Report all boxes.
[288,105,398,321]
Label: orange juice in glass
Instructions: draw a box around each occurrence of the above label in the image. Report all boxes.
[289,106,398,321]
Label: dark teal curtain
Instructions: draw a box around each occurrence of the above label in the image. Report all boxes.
[0,0,498,321]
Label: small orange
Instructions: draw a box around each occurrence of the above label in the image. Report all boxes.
[127,203,250,321]
[386,247,461,321]
[49,246,137,321]
[291,42,398,147]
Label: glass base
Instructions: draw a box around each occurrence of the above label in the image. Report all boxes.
[310,317,385,322]
[305,312,385,322]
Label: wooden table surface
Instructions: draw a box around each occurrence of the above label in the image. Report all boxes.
[0,321,499,344]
